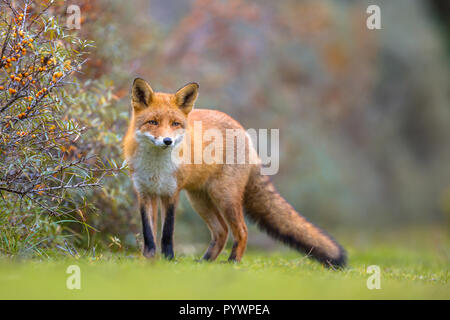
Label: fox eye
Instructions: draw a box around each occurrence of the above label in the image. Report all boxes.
[148,120,158,125]
[172,121,181,127]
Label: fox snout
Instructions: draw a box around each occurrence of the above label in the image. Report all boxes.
[136,130,184,149]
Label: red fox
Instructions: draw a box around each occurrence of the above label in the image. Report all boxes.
[123,78,346,268]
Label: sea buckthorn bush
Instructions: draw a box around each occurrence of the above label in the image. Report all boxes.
[0,0,117,256]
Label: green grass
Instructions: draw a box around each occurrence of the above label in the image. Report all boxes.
[0,228,449,299]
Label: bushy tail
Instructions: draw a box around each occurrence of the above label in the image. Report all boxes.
[243,167,347,268]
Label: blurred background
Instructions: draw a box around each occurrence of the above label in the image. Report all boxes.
[33,0,450,253]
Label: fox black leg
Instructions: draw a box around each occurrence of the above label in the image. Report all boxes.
[161,203,175,260]
[141,205,156,258]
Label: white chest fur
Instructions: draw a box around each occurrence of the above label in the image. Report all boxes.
[130,142,179,197]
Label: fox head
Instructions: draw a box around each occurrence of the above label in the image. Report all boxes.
[131,78,199,149]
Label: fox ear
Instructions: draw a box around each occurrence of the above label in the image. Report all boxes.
[132,78,153,110]
[175,82,199,114]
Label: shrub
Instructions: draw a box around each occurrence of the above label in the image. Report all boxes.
[0,0,115,257]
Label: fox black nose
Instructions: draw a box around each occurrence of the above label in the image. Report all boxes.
[163,137,173,146]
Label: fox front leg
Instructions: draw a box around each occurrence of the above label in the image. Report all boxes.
[139,196,157,258]
[161,196,177,260]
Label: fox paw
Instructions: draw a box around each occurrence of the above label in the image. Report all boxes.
[162,245,174,260]
[143,248,156,258]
